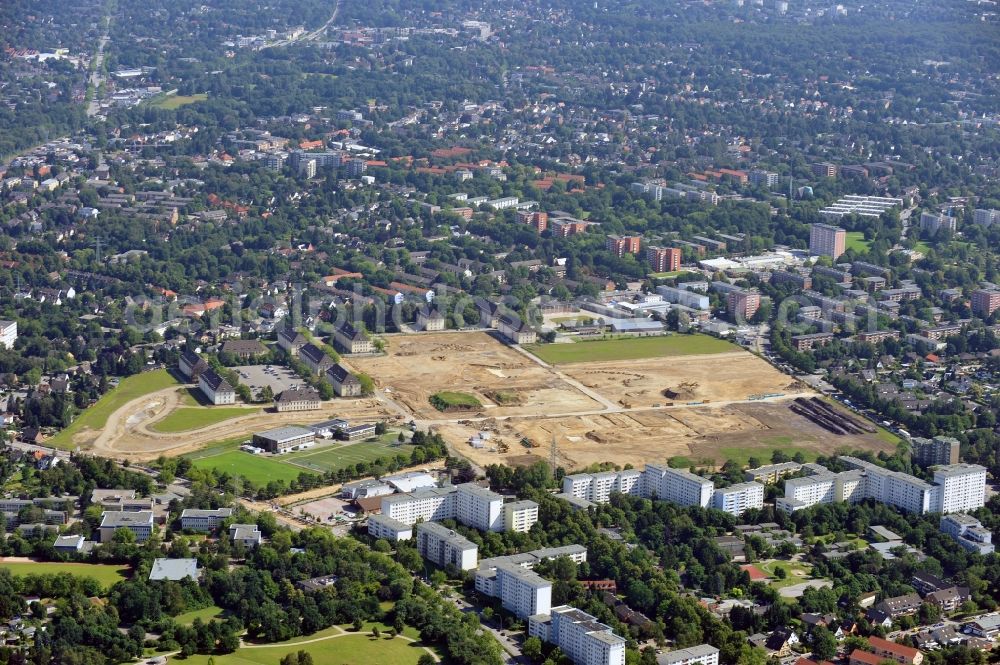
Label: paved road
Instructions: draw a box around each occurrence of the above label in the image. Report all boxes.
[86,34,110,117]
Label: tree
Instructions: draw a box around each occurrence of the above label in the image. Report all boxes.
[811,626,837,661]
[523,636,544,662]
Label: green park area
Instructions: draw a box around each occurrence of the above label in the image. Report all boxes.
[169,626,434,665]
[150,93,208,109]
[47,370,181,448]
[758,560,817,590]
[173,605,226,625]
[845,231,872,253]
[0,561,131,590]
[524,334,734,364]
[648,270,697,279]
[151,406,254,433]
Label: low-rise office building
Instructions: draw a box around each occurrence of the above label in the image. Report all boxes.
[180,507,233,531]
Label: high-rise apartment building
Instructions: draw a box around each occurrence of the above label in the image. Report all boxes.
[648,246,682,273]
[809,223,847,259]
[606,235,642,257]
[971,288,1000,318]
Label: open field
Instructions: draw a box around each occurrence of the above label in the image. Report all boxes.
[347,332,601,419]
[151,93,207,109]
[523,334,734,364]
[435,400,895,471]
[169,627,435,665]
[0,561,130,590]
[47,370,181,448]
[151,407,256,433]
[648,270,698,279]
[560,349,796,408]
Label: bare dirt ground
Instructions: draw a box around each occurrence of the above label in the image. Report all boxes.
[346,332,602,419]
[562,351,800,408]
[434,401,895,471]
[81,386,393,460]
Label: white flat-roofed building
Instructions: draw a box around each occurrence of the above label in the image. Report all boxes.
[744,462,802,484]
[819,195,903,220]
[457,483,504,532]
[0,320,17,349]
[503,500,539,533]
[482,562,552,619]
[642,465,714,508]
[381,486,457,525]
[99,510,153,543]
[933,464,987,513]
[530,605,626,665]
[561,469,643,504]
[779,457,986,515]
[711,482,764,516]
[149,558,199,581]
[180,507,233,531]
[479,545,588,576]
[658,644,720,665]
[229,523,262,548]
[382,471,438,493]
[940,514,994,555]
[367,514,414,541]
[341,479,393,500]
[416,521,478,570]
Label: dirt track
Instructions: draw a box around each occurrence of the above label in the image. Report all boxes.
[75,385,393,460]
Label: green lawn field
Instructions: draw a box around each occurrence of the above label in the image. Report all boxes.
[283,438,405,474]
[191,451,312,485]
[0,561,130,590]
[429,391,482,411]
[169,631,432,665]
[524,334,734,364]
[48,370,182,448]
[648,270,697,279]
[845,231,872,253]
[173,605,226,625]
[758,560,819,590]
[151,407,255,433]
[718,446,818,467]
[151,93,208,109]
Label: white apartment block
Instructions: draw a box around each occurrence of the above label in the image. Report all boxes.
[711,482,764,516]
[504,500,539,533]
[456,483,504,532]
[933,464,987,513]
[973,208,999,227]
[643,465,714,508]
[530,606,626,665]
[563,466,713,508]
[479,563,552,619]
[381,486,457,525]
[416,521,478,570]
[367,514,413,541]
[659,644,720,665]
[381,484,535,533]
[0,320,16,349]
[778,457,986,515]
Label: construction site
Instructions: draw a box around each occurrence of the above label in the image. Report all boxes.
[350,332,895,471]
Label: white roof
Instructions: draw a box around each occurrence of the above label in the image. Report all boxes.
[381,471,437,493]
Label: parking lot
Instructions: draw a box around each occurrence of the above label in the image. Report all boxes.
[234,364,302,395]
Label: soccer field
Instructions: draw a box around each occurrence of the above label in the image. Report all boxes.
[524,334,735,364]
[48,369,182,448]
[191,451,311,484]
[283,437,406,473]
